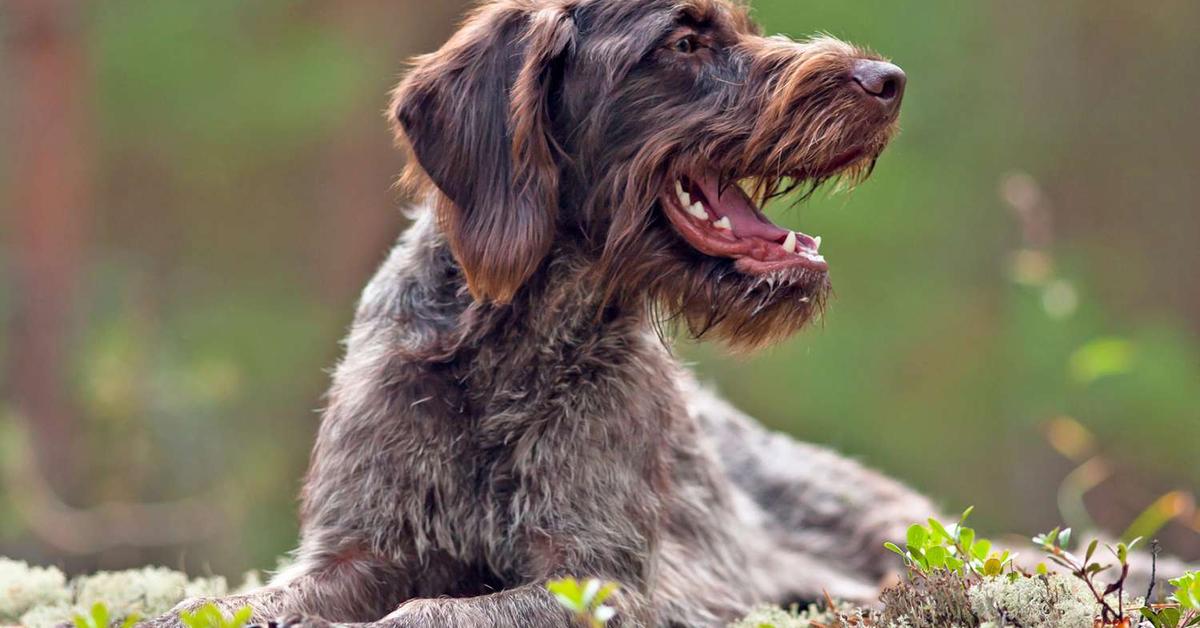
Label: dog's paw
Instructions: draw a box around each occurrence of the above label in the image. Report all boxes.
[257,614,334,628]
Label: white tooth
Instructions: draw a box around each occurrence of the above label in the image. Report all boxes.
[687,202,708,220]
[813,235,823,251]
[782,231,798,254]
[675,181,692,207]
[713,217,733,231]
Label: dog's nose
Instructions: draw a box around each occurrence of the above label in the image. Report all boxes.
[850,60,906,113]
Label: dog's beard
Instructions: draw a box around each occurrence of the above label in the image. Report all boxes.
[595,207,830,353]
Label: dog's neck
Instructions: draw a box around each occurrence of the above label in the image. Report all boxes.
[368,207,659,366]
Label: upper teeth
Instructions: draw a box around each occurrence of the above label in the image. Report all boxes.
[782,231,797,253]
[675,180,692,207]
[674,179,824,258]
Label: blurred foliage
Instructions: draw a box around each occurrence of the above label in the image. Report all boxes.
[1,0,1197,582]
[73,603,139,628]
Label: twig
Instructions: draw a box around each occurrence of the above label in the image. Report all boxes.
[1145,540,1160,603]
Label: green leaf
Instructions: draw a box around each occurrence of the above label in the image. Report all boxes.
[1085,539,1098,563]
[983,558,1004,577]
[907,545,928,571]
[927,519,953,544]
[944,555,965,574]
[595,582,619,606]
[1141,607,1180,628]
[1033,527,1060,549]
[91,603,110,628]
[553,594,581,612]
[582,579,602,607]
[971,539,992,562]
[925,545,948,569]
[1036,563,1049,575]
[1058,528,1072,549]
[230,607,253,628]
[1088,563,1112,576]
[958,527,975,552]
[907,524,929,549]
[884,542,907,559]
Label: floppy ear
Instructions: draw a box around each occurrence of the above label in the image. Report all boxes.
[392,4,575,304]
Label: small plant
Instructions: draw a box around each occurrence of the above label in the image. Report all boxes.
[1171,572,1200,610]
[179,603,254,628]
[884,507,1014,579]
[73,603,139,628]
[1143,572,1200,628]
[548,577,619,628]
[1034,527,1142,626]
[881,509,1200,627]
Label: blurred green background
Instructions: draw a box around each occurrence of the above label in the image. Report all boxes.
[1,0,1197,581]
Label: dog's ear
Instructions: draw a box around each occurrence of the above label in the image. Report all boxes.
[392,5,575,304]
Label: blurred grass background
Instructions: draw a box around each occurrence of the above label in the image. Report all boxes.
[1,0,1197,581]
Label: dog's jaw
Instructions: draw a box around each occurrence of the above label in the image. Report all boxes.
[659,173,828,276]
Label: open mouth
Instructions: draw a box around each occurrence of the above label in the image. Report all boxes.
[659,170,835,275]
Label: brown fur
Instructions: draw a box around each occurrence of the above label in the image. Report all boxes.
[145,1,936,626]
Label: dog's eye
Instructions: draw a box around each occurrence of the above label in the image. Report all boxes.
[672,35,701,54]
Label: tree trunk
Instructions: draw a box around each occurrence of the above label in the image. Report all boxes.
[5,0,91,496]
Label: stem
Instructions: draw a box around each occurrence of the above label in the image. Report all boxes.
[1145,540,1160,604]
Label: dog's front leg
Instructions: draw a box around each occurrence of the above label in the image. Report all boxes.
[140,554,405,628]
[385,583,636,628]
[279,582,651,628]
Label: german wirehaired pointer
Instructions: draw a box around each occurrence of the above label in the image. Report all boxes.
[150,0,938,625]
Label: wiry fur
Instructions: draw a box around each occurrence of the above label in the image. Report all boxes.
[145,1,936,626]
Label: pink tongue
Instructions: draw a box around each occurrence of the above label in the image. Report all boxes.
[695,174,790,242]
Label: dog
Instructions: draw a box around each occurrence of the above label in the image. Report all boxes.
[147,0,937,626]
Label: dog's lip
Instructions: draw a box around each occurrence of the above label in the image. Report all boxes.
[812,148,866,178]
[659,172,829,274]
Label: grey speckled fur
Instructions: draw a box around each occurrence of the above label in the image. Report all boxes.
[144,212,934,628]
[144,0,941,625]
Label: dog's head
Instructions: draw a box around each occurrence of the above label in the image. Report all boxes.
[393,0,905,350]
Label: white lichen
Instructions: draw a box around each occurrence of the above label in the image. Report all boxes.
[18,603,76,628]
[968,574,1138,628]
[73,566,228,618]
[732,603,845,628]
[0,556,251,628]
[0,558,71,623]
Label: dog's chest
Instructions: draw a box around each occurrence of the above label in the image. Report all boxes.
[425,332,685,562]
